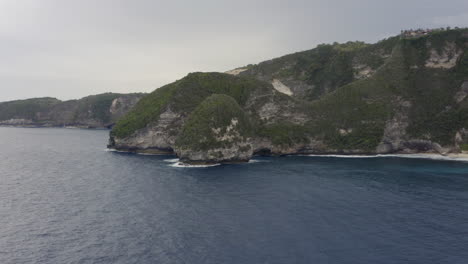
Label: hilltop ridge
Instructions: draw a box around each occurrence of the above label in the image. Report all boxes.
[0,93,145,128]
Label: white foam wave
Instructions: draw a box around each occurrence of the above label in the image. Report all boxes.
[163,158,221,167]
[304,154,379,159]
[169,162,221,168]
[305,154,468,162]
[164,158,180,163]
[104,148,129,153]
[136,152,165,156]
[248,159,269,163]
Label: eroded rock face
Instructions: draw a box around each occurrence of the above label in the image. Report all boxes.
[174,95,253,164]
[425,42,462,69]
[271,79,293,96]
[375,98,454,155]
[376,99,411,153]
[225,67,248,75]
[401,140,445,154]
[110,96,142,118]
[455,129,468,152]
[455,81,468,103]
[353,64,375,80]
[177,142,253,164]
[111,107,182,153]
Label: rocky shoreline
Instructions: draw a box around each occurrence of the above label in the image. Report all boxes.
[107,144,467,165]
[106,147,468,166]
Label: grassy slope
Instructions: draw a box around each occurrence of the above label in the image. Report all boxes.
[0,93,143,125]
[113,28,468,151]
[0,97,61,121]
[240,37,399,100]
[73,93,127,124]
[175,94,252,151]
[111,72,272,138]
[402,30,468,145]
[256,29,468,150]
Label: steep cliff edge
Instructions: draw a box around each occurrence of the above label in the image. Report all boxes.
[0,93,144,128]
[175,94,253,163]
[109,72,281,154]
[110,28,468,163]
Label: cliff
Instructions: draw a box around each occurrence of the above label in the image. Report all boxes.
[108,28,468,164]
[0,93,144,128]
[174,94,254,163]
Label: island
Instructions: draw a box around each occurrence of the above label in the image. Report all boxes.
[107,28,468,164]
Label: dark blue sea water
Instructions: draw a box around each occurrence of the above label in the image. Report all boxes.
[1,127,468,264]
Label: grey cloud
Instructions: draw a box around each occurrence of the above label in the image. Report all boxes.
[1,0,467,101]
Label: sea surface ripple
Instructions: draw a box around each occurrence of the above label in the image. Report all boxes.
[1,127,468,264]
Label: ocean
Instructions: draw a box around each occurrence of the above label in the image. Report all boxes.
[1,127,467,264]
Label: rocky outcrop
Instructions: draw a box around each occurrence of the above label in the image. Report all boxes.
[455,129,468,152]
[425,42,462,69]
[455,81,468,103]
[271,79,293,96]
[225,67,248,75]
[174,94,253,164]
[353,64,375,79]
[376,98,411,153]
[110,107,182,153]
[109,96,142,118]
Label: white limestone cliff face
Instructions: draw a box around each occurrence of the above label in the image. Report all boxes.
[175,116,253,164]
[176,143,253,164]
[271,79,293,96]
[425,42,462,69]
[111,108,182,153]
[455,81,468,103]
[353,64,375,79]
[109,96,142,118]
[225,67,248,75]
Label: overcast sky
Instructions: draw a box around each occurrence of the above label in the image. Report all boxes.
[1,0,467,102]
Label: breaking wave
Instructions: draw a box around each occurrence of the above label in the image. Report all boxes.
[305,154,468,162]
[163,158,221,168]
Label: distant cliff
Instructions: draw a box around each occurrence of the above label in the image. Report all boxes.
[0,93,144,128]
[108,28,468,164]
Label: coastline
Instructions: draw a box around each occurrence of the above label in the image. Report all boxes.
[304,153,468,162]
[106,146,468,165]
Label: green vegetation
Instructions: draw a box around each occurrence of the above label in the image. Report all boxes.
[297,39,405,150]
[257,122,310,146]
[111,28,468,157]
[111,72,272,138]
[73,93,123,123]
[110,85,176,137]
[461,144,468,151]
[241,37,399,100]
[0,97,61,121]
[306,28,468,149]
[402,29,468,144]
[175,94,252,151]
[0,93,143,127]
